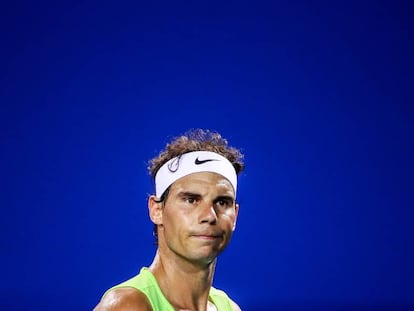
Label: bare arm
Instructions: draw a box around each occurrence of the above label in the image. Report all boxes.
[93,288,152,311]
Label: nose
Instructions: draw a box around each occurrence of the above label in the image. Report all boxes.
[199,203,218,225]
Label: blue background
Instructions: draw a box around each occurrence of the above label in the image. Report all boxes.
[1,1,413,310]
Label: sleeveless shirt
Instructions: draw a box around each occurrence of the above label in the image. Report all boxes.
[107,267,235,311]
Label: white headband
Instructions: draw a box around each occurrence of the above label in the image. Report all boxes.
[155,151,237,197]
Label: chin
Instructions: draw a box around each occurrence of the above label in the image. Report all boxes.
[193,249,227,264]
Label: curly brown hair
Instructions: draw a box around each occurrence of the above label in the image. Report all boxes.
[148,128,245,179]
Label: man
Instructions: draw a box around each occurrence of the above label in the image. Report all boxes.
[94,129,244,311]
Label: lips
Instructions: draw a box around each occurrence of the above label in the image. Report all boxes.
[191,232,223,240]
[194,235,221,239]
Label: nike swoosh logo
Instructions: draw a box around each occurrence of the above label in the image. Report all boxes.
[195,157,219,165]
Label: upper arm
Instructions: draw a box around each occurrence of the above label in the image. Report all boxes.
[93,287,152,311]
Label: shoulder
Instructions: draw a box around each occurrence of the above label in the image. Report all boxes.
[229,298,242,311]
[210,287,242,311]
[93,287,152,311]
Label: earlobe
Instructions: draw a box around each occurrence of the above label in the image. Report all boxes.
[148,195,163,225]
[233,203,239,231]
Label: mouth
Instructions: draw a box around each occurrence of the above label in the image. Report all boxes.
[192,234,223,241]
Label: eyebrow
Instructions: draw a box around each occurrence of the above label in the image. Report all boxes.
[177,192,234,202]
[177,191,202,198]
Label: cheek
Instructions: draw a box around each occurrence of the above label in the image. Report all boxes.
[162,207,192,230]
[221,209,237,225]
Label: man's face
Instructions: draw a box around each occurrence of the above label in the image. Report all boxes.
[156,171,239,266]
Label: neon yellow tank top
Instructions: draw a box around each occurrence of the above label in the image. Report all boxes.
[109,267,235,311]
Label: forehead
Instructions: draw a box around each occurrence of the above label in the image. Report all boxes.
[170,171,235,194]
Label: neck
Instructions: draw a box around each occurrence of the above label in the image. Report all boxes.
[149,250,217,311]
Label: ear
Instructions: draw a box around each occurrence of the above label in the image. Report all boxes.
[148,195,163,225]
[232,203,240,231]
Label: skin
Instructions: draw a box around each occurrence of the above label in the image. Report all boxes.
[94,172,241,311]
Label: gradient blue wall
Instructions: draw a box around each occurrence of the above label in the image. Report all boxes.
[1,1,413,310]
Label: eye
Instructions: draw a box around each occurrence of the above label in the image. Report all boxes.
[216,199,232,208]
[184,197,197,204]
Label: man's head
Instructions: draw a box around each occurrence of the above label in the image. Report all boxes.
[147,129,244,255]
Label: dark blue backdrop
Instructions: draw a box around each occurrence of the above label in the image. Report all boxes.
[1,1,413,310]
